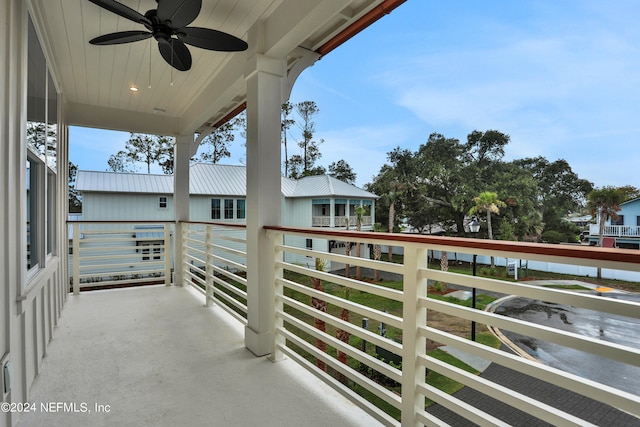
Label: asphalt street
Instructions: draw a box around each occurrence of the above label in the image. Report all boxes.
[493,292,640,395]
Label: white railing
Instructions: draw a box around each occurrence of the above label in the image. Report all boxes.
[70,220,640,425]
[590,224,640,238]
[181,221,248,325]
[68,221,173,295]
[312,216,332,227]
[265,226,640,426]
[313,215,373,227]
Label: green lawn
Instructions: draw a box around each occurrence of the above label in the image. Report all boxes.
[282,268,501,420]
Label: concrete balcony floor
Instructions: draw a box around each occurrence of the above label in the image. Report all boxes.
[17,285,381,427]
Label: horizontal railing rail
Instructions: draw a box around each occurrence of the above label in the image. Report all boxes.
[67,220,173,294]
[312,216,373,227]
[265,225,640,426]
[590,224,640,238]
[181,221,248,325]
[67,219,640,425]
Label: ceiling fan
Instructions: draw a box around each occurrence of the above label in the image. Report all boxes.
[87,0,248,71]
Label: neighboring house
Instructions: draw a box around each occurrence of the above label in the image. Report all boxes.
[76,163,377,227]
[74,163,378,273]
[587,198,640,249]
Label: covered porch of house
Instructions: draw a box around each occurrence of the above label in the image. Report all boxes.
[17,284,379,427]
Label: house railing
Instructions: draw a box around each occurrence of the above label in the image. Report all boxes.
[68,221,173,295]
[312,215,373,227]
[264,226,640,426]
[71,220,640,425]
[589,224,640,238]
[180,221,248,325]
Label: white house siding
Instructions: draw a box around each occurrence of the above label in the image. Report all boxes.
[284,198,313,227]
[82,193,174,221]
[74,169,378,281]
[2,6,67,425]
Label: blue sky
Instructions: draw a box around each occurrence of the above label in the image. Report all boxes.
[71,1,640,189]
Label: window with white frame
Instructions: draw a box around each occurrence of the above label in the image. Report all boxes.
[211,199,221,219]
[236,199,246,219]
[224,199,234,219]
[212,198,245,220]
[159,196,168,209]
[26,15,58,276]
[141,242,163,261]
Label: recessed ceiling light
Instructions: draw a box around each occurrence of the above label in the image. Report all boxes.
[129,86,139,92]
[153,108,165,115]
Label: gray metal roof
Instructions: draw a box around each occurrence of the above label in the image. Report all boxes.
[76,164,377,199]
[75,170,173,194]
[286,175,377,199]
[190,164,246,196]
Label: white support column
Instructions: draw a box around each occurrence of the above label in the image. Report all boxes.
[244,53,285,356]
[173,135,192,286]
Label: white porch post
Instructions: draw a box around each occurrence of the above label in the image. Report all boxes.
[244,53,285,356]
[173,135,192,286]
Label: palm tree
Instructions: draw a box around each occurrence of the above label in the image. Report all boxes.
[354,206,366,280]
[586,187,625,247]
[440,250,449,272]
[383,190,398,262]
[586,187,626,279]
[310,258,327,372]
[344,217,351,278]
[469,191,506,267]
[372,223,385,282]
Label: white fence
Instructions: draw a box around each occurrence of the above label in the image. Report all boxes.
[68,221,173,294]
[181,221,248,325]
[265,227,640,426]
[73,220,640,426]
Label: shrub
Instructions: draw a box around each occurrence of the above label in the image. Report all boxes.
[541,230,564,244]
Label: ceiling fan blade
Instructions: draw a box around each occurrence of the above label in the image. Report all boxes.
[89,31,152,45]
[178,27,248,52]
[88,0,152,26]
[158,38,192,71]
[157,0,201,29]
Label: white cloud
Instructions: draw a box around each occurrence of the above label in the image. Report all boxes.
[366,7,640,187]
[315,122,419,187]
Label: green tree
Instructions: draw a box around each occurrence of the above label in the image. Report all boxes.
[354,206,366,280]
[486,161,541,241]
[68,161,82,213]
[196,115,244,165]
[328,160,356,184]
[617,185,640,201]
[310,258,328,372]
[289,101,324,178]
[586,187,626,248]
[115,133,174,174]
[281,101,295,177]
[514,157,593,239]
[366,148,414,261]
[412,133,470,233]
[469,191,506,267]
[107,150,135,172]
[469,191,506,240]
[464,130,510,167]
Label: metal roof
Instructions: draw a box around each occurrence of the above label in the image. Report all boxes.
[76,164,377,199]
[286,175,378,199]
[190,164,246,196]
[75,170,173,194]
